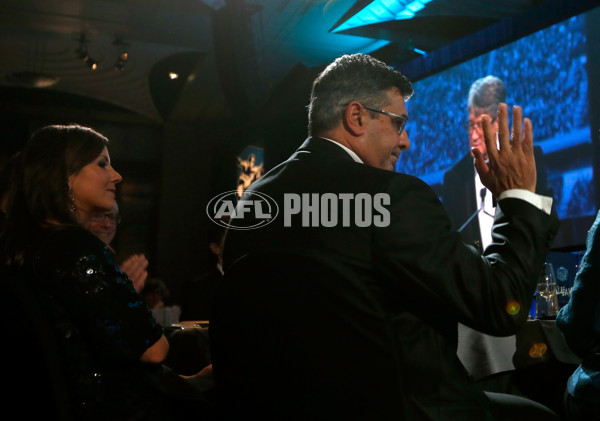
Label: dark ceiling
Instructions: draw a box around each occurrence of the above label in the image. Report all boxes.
[0,0,596,124]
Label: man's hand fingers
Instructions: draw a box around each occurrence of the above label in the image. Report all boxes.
[472,147,486,174]
[523,118,534,156]
[496,103,511,152]
[476,103,537,195]
[511,105,523,150]
[473,147,498,196]
[482,114,498,162]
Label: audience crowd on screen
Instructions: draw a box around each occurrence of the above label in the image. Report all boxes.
[400,14,587,178]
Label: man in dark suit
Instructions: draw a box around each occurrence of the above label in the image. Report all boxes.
[180,224,225,321]
[212,54,559,420]
[442,76,553,251]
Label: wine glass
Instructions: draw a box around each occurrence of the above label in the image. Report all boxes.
[535,262,559,319]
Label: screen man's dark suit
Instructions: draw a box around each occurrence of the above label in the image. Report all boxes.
[214,137,559,420]
[442,146,552,248]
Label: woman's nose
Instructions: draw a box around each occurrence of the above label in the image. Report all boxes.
[112,168,122,184]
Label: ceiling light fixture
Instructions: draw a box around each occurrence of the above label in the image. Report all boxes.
[332,0,434,33]
[75,33,100,71]
[113,37,130,71]
[169,72,179,80]
[85,56,98,70]
[115,52,129,71]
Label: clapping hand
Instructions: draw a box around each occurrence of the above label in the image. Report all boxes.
[473,103,537,197]
[119,254,149,293]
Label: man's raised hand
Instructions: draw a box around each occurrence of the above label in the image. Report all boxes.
[473,103,537,197]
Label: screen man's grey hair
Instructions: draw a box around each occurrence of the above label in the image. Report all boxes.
[307,53,413,136]
[467,75,506,120]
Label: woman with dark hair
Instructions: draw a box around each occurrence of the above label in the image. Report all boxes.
[1,124,212,420]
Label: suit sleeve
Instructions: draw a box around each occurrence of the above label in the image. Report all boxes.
[373,175,559,335]
[556,210,600,356]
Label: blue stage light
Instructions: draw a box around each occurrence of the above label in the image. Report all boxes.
[332,0,435,32]
[406,1,425,13]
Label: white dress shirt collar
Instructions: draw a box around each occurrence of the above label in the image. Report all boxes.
[319,137,364,164]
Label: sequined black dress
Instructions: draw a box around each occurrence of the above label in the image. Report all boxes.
[23,226,171,420]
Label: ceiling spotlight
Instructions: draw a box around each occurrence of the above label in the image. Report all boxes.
[115,52,129,71]
[75,34,99,70]
[112,36,130,71]
[169,72,179,80]
[84,56,98,70]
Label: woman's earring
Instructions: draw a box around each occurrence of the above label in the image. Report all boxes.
[68,187,76,213]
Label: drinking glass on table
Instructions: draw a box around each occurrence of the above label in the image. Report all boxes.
[535,262,559,319]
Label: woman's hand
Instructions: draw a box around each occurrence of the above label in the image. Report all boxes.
[119,254,149,293]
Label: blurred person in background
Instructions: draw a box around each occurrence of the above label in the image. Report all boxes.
[141,277,182,327]
[180,224,225,321]
[84,202,148,293]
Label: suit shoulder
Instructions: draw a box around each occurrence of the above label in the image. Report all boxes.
[361,166,436,195]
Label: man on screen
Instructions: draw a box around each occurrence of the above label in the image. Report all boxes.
[442,75,553,250]
[442,75,556,402]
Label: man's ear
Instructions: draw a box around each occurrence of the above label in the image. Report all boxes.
[344,101,366,136]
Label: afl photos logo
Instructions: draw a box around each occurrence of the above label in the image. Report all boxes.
[206,190,279,230]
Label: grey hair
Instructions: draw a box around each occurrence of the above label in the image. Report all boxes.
[467,75,506,120]
[307,54,413,136]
